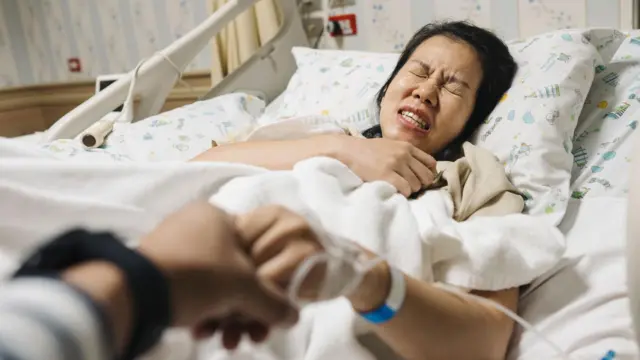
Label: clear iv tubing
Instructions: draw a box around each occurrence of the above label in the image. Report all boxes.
[287,251,384,307]
[289,250,575,360]
[435,283,574,360]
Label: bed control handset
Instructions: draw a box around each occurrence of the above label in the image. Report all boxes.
[79,113,119,149]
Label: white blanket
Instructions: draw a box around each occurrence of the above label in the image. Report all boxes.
[0,137,565,359]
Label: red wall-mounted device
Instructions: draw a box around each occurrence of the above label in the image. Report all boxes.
[67,58,82,73]
[327,13,357,37]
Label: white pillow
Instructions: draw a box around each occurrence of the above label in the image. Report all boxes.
[276,47,399,132]
[473,29,599,224]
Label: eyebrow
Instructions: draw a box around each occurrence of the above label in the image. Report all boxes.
[410,59,470,89]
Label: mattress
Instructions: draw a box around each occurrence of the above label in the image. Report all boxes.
[508,197,636,359]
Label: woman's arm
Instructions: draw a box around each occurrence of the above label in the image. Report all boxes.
[238,206,518,359]
[191,134,340,170]
[349,262,518,360]
[191,134,439,197]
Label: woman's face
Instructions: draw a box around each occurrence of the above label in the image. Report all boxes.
[379,35,483,155]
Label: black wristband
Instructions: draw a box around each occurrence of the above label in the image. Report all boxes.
[13,229,172,360]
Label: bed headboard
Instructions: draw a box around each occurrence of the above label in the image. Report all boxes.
[202,0,308,103]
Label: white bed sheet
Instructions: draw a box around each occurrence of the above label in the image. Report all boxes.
[11,132,44,144]
[508,197,637,360]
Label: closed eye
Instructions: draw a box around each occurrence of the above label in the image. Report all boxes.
[408,60,430,78]
[409,70,428,79]
[444,84,463,95]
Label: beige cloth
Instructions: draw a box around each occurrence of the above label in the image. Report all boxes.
[428,142,524,221]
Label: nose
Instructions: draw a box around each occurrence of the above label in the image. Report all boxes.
[412,80,438,107]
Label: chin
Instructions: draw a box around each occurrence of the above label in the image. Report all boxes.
[386,127,423,145]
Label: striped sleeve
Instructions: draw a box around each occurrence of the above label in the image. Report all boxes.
[0,277,113,360]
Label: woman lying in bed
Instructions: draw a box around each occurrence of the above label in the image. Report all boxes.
[195,21,519,359]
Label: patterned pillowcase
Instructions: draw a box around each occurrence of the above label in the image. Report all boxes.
[275,47,400,132]
[473,29,599,225]
[104,93,266,161]
[40,138,133,162]
[570,29,640,199]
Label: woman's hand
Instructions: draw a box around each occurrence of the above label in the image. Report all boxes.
[235,205,327,301]
[137,202,298,349]
[332,135,438,197]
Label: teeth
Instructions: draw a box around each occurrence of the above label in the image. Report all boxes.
[401,111,429,130]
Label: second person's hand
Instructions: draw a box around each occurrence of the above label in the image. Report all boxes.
[235,205,327,301]
[137,202,299,350]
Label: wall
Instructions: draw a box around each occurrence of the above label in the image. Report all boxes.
[0,0,212,89]
[311,0,635,52]
[0,72,212,137]
[0,0,635,89]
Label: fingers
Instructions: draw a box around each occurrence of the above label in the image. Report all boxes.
[192,318,270,349]
[257,241,319,287]
[235,207,279,250]
[385,172,412,197]
[236,205,319,267]
[395,164,422,194]
[233,275,299,328]
[410,146,437,172]
[408,157,435,188]
[252,218,317,267]
[221,321,243,350]
[246,322,270,343]
[191,319,220,340]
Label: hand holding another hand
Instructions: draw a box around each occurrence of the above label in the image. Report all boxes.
[236,205,327,301]
[237,205,390,314]
[138,202,299,350]
[78,200,388,354]
[136,201,390,350]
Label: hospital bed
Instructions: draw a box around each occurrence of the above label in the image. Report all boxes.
[7,0,640,359]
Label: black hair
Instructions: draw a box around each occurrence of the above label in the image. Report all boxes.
[368,21,518,161]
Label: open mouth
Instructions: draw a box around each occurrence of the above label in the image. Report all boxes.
[399,110,430,131]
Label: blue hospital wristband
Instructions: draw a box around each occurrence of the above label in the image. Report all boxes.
[359,265,407,324]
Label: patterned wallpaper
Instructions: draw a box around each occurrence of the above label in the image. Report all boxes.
[0,0,635,89]
[319,0,635,53]
[0,0,211,89]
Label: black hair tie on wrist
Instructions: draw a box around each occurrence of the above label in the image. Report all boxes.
[13,229,172,360]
